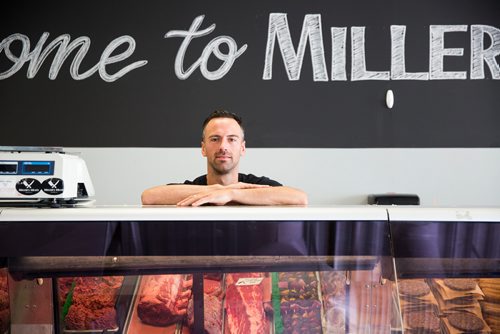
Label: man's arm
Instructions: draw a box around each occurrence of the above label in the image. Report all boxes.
[177,186,308,206]
[141,182,272,205]
[141,184,221,205]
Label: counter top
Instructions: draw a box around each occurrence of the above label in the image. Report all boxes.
[1,205,500,222]
[0,205,389,221]
[387,206,500,222]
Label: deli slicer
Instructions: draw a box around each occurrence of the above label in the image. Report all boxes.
[0,146,95,207]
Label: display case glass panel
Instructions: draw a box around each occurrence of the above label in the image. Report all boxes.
[389,207,500,334]
[0,206,402,334]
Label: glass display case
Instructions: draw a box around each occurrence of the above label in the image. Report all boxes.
[0,206,499,334]
[388,207,500,334]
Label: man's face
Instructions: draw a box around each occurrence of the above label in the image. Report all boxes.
[201,117,246,175]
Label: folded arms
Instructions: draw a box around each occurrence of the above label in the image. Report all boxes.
[141,182,308,206]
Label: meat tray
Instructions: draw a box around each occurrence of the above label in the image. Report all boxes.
[125,273,274,334]
[116,270,404,334]
[273,270,403,334]
[126,274,224,334]
[58,275,138,334]
[224,272,273,334]
[124,275,191,334]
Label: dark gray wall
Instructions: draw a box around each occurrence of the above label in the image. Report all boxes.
[1,0,499,147]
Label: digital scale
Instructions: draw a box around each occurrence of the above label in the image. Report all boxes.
[0,146,95,207]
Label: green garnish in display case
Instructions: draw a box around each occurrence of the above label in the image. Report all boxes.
[272,272,283,334]
[61,280,76,322]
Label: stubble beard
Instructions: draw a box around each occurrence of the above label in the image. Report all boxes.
[210,159,236,175]
[209,152,239,175]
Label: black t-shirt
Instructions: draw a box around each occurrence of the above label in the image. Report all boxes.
[183,173,282,186]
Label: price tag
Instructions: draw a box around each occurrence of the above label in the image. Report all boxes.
[235,277,264,286]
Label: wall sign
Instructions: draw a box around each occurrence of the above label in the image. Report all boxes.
[1,0,499,147]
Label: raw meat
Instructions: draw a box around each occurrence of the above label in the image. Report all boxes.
[320,271,346,333]
[349,281,391,334]
[62,276,124,330]
[225,273,269,334]
[187,277,224,334]
[279,272,322,334]
[137,275,192,326]
[65,305,117,330]
[0,270,9,334]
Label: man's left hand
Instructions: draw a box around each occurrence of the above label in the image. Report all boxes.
[177,189,236,207]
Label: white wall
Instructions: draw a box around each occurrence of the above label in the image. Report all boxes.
[69,147,500,206]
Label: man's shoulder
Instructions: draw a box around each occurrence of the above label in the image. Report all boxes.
[238,173,282,186]
[183,175,208,185]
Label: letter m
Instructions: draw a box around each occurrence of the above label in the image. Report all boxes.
[263,13,328,81]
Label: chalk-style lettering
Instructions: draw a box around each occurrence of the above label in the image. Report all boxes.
[351,27,390,81]
[0,34,30,79]
[262,13,500,81]
[165,15,247,81]
[263,13,328,81]
[471,25,500,79]
[165,16,215,80]
[99,36,148,82]
[430,25,468,80]
[331,27,347,81]
[0,33,147,82]
[391,25,429,80]
[26,33,97,80]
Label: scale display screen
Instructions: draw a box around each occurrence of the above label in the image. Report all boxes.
[0,162,17,174]
[0,161,54,175]
[24,163,50,173]
[21,161,54,175]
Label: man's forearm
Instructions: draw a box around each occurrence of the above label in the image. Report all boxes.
[141,184,219,205]
[143,183,308,206]
[231,186,308,206]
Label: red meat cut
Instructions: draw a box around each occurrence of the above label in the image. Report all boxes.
[187,277,224,334]
[61,276,124,331]
[137,275,192,326]
[224,273,269,334]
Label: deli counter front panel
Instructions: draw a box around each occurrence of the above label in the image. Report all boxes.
[1,206,500,333]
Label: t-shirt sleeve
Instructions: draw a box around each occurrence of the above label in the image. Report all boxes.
[183,175,207,185]
[166,175,207,185]
[165,180,194,185]
[242,174,283,186]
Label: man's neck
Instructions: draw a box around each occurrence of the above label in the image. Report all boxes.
[206,170,239,186]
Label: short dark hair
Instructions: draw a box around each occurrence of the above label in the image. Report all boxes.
[202,110,244,140]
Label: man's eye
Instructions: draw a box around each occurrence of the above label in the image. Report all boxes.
[210,137,219,142]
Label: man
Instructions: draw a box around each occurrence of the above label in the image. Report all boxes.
[141,110,308,206]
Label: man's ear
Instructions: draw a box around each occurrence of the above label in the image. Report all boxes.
[241,140,246,156]
[201,141,207,157]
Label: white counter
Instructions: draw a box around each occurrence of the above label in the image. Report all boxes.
[0,205,389,222]
[1,205,500,222]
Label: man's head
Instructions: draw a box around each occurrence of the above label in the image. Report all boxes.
[202,110,244,140]
[201,110,246,176]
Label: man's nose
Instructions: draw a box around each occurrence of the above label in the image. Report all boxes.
[219,138,230,150]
